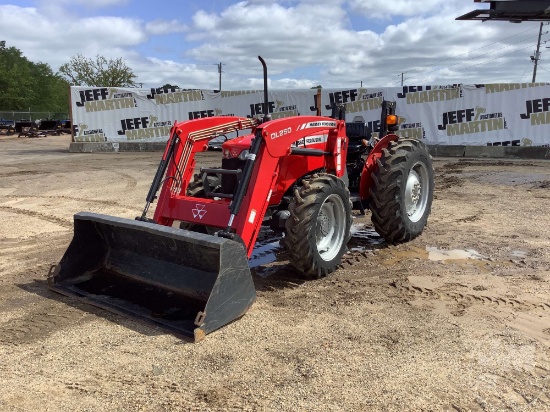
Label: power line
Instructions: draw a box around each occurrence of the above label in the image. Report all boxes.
[531,22,547,82]
[412,25,539,71]
[396,27,542,85]
[536,64,550,74]
[515,59,535,82]
[453,44,535,72]
[422,34,539,75]
[403,44,536,84]
[400,40,540,85]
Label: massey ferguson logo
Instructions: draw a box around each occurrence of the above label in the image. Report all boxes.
[192,204,207,219]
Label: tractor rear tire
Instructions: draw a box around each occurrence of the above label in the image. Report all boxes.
[186,173,221,197]
[369,138,434,242]
[284,174,352,277]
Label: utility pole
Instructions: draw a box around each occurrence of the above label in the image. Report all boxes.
[217,62,223,91]
[532,22,544,83]
[401,73,404,86]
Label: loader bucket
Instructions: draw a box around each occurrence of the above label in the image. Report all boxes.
[49,212,256,341]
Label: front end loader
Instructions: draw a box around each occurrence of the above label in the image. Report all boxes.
[49,57,434,341]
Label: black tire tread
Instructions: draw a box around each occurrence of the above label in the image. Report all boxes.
[368,138,434,242]
[284,174,351,277]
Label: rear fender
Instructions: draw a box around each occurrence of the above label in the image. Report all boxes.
[359,133,399,200]
[253,116,347,209]
[228,116,347,256]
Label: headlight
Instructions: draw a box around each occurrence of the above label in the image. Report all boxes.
[238,150,249,161]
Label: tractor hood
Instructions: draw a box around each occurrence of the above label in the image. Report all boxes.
[221,133,254,159]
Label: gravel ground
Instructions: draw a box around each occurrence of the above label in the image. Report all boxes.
[0,134,549,411]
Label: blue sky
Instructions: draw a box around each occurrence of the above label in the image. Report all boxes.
[1,0,549,89]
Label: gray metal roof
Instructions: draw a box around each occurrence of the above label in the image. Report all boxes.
[457,0,550,22]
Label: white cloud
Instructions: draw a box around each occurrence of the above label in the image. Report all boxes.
[145,19,188,35]
[186,1,357,72]
[0,5,146,70]
[132,57,222,89]
[0,1,546,89]
[178,0,542,87]
[192,10,221,31]
[348,0,443,19]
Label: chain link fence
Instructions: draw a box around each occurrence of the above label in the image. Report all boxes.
[0,111,69,122]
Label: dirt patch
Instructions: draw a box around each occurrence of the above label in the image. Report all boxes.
[532,180,550,189]
[1,135,549,411]
[435,173,464,189]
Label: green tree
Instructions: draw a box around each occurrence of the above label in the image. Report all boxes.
[30,62,70,112]
[0,41,69,112]
[0,41,33,110]
[59,54,137,87]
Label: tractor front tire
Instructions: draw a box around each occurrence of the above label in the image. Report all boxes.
[369,138,434,242]
[284,174,352,277]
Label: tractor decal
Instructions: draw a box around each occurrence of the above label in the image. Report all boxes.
[192,204,207,219]
[293,134,328,146]
[298,121,337,130]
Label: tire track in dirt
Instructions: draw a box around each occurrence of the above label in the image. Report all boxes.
[0,313,74,344]
[481,370,550,407]
[0,237,68,259]
[59,370,199,409]
[0,170,49,178]
[390,279,550,311]
[0,205,72,228]
[0,271,95,345]
[115,172,138,192]
[0,307,95,345]
[2,194,137,210]
[392,278,550,377]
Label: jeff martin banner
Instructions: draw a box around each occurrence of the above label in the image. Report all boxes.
[70,83,550,147]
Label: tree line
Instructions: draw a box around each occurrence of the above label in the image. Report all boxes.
[0,41,137,114]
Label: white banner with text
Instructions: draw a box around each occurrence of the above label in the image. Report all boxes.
[70,83,550,147]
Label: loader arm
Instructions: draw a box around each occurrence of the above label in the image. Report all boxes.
[152,115,347,257]
[152,116,258,226]
[231,116,348,256]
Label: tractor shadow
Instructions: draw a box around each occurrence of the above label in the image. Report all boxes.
[15,278,171,340]
[251,217,388,293]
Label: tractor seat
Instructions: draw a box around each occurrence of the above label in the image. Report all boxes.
[345,118,371,155]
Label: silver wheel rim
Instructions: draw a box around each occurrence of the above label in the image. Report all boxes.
[405,161,430,222]
[316,194,346,262]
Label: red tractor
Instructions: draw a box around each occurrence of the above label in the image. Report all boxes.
[50,57,434,341]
